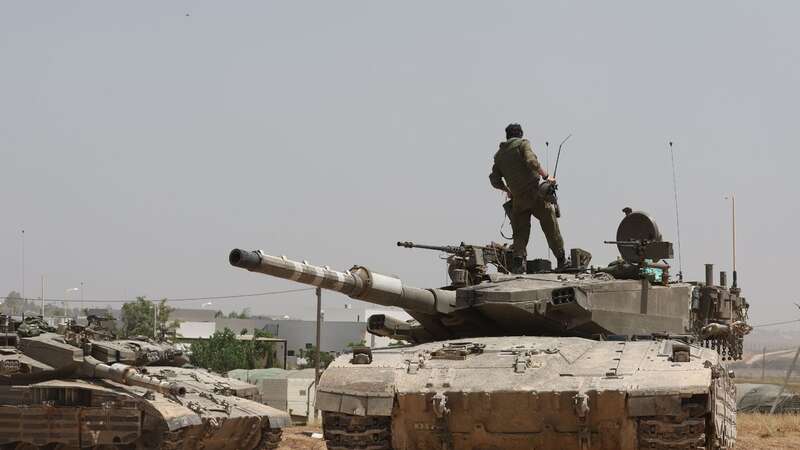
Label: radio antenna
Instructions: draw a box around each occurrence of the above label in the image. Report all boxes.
[545,141,551,260]
[553,134,572,177]
[668,141,684,281]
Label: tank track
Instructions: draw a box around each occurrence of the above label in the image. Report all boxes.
[157,427,189,450]
[158,420,281,450]
[322,412,392,450]
[637,416,707,450]
[0,420,280,450]
[257,423,283,450]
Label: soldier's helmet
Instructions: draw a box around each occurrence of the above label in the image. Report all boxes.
[505,123,523,139]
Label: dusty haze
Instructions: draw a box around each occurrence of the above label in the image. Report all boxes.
[1,2,798,328]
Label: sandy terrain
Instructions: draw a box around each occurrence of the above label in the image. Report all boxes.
[278,426,327,450]
[278,414,800,449]
[737,413,800,450]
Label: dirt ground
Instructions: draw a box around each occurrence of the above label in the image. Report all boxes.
[278,414,800,449]
[278,426,327,450]
[737,413,800,450]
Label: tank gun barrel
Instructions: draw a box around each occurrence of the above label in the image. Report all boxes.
[82,356,186,396]
[229,249,451,314]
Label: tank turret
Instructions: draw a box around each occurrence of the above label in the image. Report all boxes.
[230,210,749,358]
[0,331,289,449]
[80,356,186,396]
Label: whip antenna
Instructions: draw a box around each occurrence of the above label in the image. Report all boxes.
[545,141,550,259]
[553,134,572,177]
[669,141,684,281]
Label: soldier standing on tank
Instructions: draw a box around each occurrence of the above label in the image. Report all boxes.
[489,123,566,273]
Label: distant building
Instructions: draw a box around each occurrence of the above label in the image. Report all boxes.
[262,318,366,356]
[173,307,412,361]
[228,368,317,423]
[170,308,217,322]
[176,321,216,339]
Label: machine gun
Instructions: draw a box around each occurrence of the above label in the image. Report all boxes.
[397,241,513,286]
[600,239,673,284]
[597,209,675,283]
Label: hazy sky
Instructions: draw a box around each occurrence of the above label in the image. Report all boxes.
[2,2,798,327]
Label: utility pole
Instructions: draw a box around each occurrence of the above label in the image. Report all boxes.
[770,345,800,414]
[762,347,766,380]
[315,287,322,388]
[731,194,736,274]
[41,275,45,318]
[65,287,79,322]
[21,230,25,305]
[153,302,158,339]
[80,282,84,317]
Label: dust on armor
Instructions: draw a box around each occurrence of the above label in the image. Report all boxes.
[230,209,749,450]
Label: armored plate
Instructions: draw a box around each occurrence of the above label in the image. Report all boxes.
[230,209,750,449]
[316,336,736,450]
[143,366,265,401]
[0,332,290,449]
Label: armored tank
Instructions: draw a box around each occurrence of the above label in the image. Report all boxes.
[0,330,289,449]
[230,210,749,450]
[61,315,192,367]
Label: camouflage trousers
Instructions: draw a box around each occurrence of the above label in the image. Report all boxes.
[510,194,564,260]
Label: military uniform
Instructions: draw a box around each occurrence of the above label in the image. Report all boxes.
[489,137,564,264]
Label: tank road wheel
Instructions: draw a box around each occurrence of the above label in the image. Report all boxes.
[637,415,706,449]
[322,412,392,450]
[255,420,282,450]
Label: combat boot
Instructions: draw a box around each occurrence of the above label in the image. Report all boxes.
[555,250,567,272]
[511,256,526,274]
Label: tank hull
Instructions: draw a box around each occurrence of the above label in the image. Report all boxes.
[317,336,736,450]
[0,378,286,449]
[0,333,290,449]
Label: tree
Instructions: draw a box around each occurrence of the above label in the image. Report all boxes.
[298,345,335,369]
[190,328,275,372]
[120,297,173,338]
[3,291,22,315]
[227,308,251,319]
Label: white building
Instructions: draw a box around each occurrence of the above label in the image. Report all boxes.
[229,368,317,423]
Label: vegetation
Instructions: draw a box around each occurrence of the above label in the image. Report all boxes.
[227,308,251,319]
[297,345,335,369]
[120,297,175,338]
[190,328,276,372]
[738,413,800,450]
[2,290,85,317]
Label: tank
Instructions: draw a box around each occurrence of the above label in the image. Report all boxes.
[0,330,290,449]
[63,314,192,367]
[230,209,750,450]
